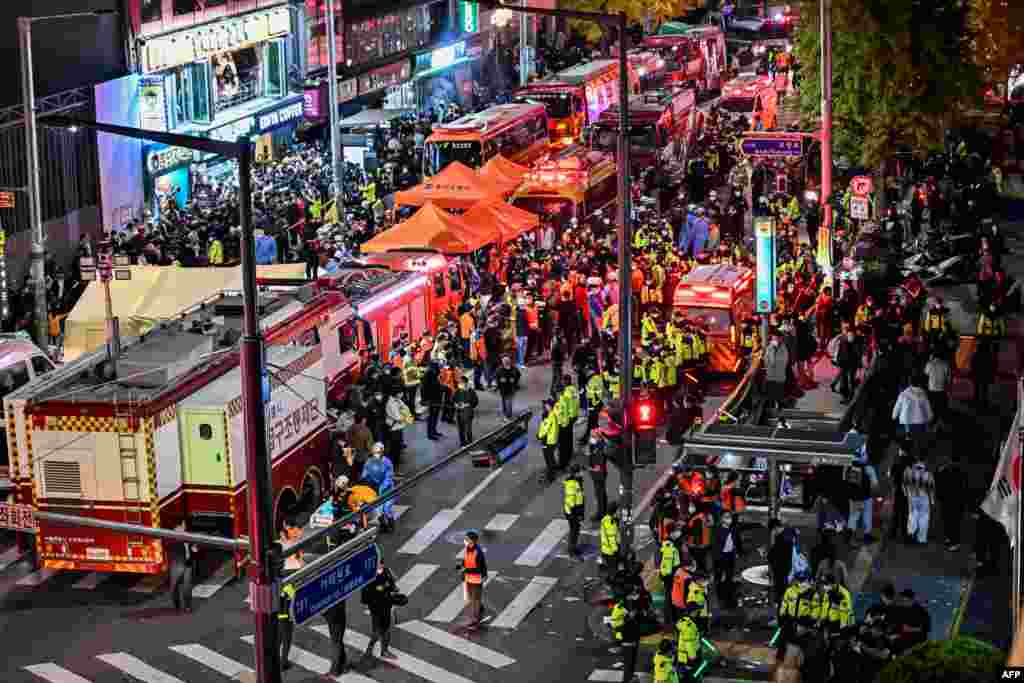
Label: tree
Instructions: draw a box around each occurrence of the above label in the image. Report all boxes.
[794,0,984,168]
[561,0,693,44]
[875,637,1005,683]
[967,0,1024,91]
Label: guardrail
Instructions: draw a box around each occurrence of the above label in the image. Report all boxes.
[701,352,763,431]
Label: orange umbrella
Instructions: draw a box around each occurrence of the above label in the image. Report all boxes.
[479,155,529,194]
[462,199,540,243]
[394,161,505,210]
[360,203,497,254]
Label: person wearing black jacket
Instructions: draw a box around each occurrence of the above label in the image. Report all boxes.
[169,541,197,612]
[361,560,398,660]
[550,333,565,398]
[557,291,581,356]
[835,326,862,402]
[420,363,444,440]
[452,376,480,446]
[483,323,503,388]
[714,512,744,609]
[323,601,349,675]
[494,355,522,419]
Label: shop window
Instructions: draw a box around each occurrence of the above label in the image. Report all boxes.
[199,423,213,440]
[141,0,162,24]
[180,61,213,124]
[263,39,287,99]
[214,47,261,112]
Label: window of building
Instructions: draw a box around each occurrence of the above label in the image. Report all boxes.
[199,423,213,439]
[264,39,287,98]
[305,0,343,73]
[214,47,261,112]
[343,6,432,70]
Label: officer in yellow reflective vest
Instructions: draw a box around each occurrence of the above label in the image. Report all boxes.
[686,573,711,634]
[675,602,702,674]
[660,535,682,625]
[642,312,660,347]
[599,504,620,570]
[585,369,606,439]
[280,582,297,669]
[777,572,814,659]
[820,574,853,633]
[602,303,620,335]
[563,464,585,557]
[977,304,1007,338]
[556,379,579,469]
[653,638,679,683]
[603,369,621,404]
[537,400,560,482]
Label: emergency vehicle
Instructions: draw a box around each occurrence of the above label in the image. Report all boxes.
[510,146,617,228]
[514,59,641,146]
[719,74,778,129]
[354,250,468,325]
[590,87,699,174]
[643,24,728,96]
[673,263,754,373]
[423,103,549,177]
[611,49,668,91]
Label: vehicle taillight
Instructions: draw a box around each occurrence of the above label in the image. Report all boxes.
[730,324,737,344]
[557,122,568,131]
[711,291,731,300]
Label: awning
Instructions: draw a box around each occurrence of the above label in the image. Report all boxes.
[413,57,476,81]
[394,161,506,210]
[478,155,529,194]
[360,202,497,254]
[62,264,306,362]
[337,108,414,130]
[461,199,540,243]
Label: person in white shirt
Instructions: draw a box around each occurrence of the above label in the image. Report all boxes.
[540,223,556,251]
[892,375,933,456]
[902,455,935,545]
[923,353,951,427]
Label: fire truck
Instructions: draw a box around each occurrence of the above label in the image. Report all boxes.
[643,25,728,97]
[590,87,700,174]
[510,146,618,229]
[720,74,779,129]
[354,250,468,326]
[5,266,451,576]
[514,59,640,146]
[673,263,754,374]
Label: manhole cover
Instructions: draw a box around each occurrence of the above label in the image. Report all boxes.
[741,564,772,586]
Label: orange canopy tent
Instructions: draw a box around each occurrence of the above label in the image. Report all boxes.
[360,202,498,254]
[478,155,529,194]
[462,199,540,243]
[394,161,505,210]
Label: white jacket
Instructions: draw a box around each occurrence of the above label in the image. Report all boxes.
[892,386,933,426]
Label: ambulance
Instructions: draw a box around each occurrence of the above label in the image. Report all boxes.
[673,263,755,373]
[719,74,778,130]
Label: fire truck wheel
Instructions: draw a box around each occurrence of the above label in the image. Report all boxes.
[273,488,300,535]
[301,469,325,510]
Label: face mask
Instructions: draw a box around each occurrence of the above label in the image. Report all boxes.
[590,439,599,445]
[846,334,854,342]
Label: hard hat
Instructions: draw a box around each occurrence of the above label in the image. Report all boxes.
[372,442,385,453]
[335,475,350,490]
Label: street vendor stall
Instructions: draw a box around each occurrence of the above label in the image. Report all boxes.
[62,263,306,361]
[394,161,507,210]
[360,202,498,254]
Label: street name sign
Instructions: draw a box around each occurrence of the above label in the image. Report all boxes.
[289,541,380,625]
[740,134,804,158]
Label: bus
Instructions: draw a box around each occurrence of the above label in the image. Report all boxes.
[719,74,778,129]
[514,60,640,146]
[422,103,549,177]
[510,146,617,230]
[591,87,699,174]
[643,24,728,97]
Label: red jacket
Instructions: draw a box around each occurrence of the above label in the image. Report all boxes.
[575,285,589,321]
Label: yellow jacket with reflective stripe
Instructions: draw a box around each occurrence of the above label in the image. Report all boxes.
[600,515,620,555]
[611,602,627,640]
[279,583,296,620]
[825,585,853,628]
[586,373,606,404]
[659,540,681,576]
[604,373,620,402]
[602,305,620,332]
[654,653,676,682]
[676,616,700,662]
[641,316,659,345]
[537,412,560,446]
[563,477,584,515]
[687,580,709,617]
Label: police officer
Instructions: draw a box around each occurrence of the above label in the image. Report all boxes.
[611,594,641,683]
[686,500,712,573]
[537,399,560,483]
[279,581,297,669]
[556,375,580,470]
[820,573,853,634]
[564,464,585,558]
[660,531,683,625]
[599,502,621,572]
[675,602,703,681]
[323,601,349,675]
[777,571,814,660]
[588,428,610,521]
[362,559,398,660]
[686,572,711,635]
[654,638,679,683]
[584,367,606,443]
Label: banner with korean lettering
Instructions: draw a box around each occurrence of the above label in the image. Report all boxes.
[754,216,776,313]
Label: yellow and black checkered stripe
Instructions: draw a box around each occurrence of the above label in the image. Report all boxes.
[7,409,18,480]
[38,414,127,433]
[144,417,158,528]
[154,405,177,430]
[223,412,236,517]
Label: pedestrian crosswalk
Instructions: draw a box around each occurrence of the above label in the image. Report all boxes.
[3,558,235,599]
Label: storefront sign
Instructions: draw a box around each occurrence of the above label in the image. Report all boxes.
[141,6,291,74]
[359,62,412,96]
[458,2,479,34]
[430,42,466,71]
[147,145,195,175]
[754,217,776,313]
[138,77,168,132]
[304,87,323,120]
[258,101,304,132]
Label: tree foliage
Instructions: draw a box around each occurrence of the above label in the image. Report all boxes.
[794,0,984,168]
[875,637,1005,683]
[562,0,694,43]
[967,0,1024,87]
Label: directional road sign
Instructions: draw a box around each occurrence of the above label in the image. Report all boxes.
[740,135,804,158]
[289,541,380,625]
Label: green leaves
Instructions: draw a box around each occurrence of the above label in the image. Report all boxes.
[794,0,983,167]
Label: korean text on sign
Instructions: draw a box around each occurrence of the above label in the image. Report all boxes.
[266,398,320,457]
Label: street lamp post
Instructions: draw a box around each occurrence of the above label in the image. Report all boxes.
[519,0,530,87]
[18,10,116,349]
[819,0,833,270]
[324,0,345,217]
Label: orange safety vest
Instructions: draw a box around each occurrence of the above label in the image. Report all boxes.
[471,336,486,362]
[720,483,747,513]
[460,312,475,339]
[677,474,694,497]
[671,567,692,608]
[525,305,540,330]
[463,548,483,584]
[687,513,711,547]
[703,476,721,505]
[631,269,644,293]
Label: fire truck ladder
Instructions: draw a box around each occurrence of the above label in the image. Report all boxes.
[115,394,143,526]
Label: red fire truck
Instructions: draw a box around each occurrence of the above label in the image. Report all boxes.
[673,263,754,374]
[510,146,618,228]
[514,59,640,146]
[590,87,700,174]
[643,25,728,97]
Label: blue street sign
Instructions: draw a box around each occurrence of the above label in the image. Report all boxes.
[290,542,380,625]
[754,217,776,313]
[741,135,804,158]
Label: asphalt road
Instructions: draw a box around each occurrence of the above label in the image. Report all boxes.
[0,359,737,683]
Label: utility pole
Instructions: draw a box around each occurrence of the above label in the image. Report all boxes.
[614,13,635,553]
[519,0,530,87]
[325,0,345,216]
[237,138,281,683]
[819,0,833,271]
[18,17,48,349]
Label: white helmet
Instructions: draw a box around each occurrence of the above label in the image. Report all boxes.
[334,475,350,490]
[372,442,385,454]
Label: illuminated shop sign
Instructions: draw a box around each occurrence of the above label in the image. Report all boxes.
[258,101,304,132]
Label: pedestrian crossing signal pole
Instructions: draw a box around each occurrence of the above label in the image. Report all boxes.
[614,12,635,556]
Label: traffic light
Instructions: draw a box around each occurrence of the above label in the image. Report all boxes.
[633,394,657,467]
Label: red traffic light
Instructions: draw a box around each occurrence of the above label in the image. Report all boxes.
[633,397,657,430]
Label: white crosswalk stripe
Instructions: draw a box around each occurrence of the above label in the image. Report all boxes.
[316,626,481,683]
[96,652,185,683]
[169,644,252,678]
[191,562,234,599]
[491,576,558,629]
[425,573,498,623]
[396,620,515,667]
[71,573,107,590]
[589,671,651,682]
[513,519,568,566]
[0,546,23,571]
[398,508,461,555]
[484,513,519,531]
[17,568,58,587]
[395,563,439,597]
[23,663,92,683]
[242,635,377,682]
